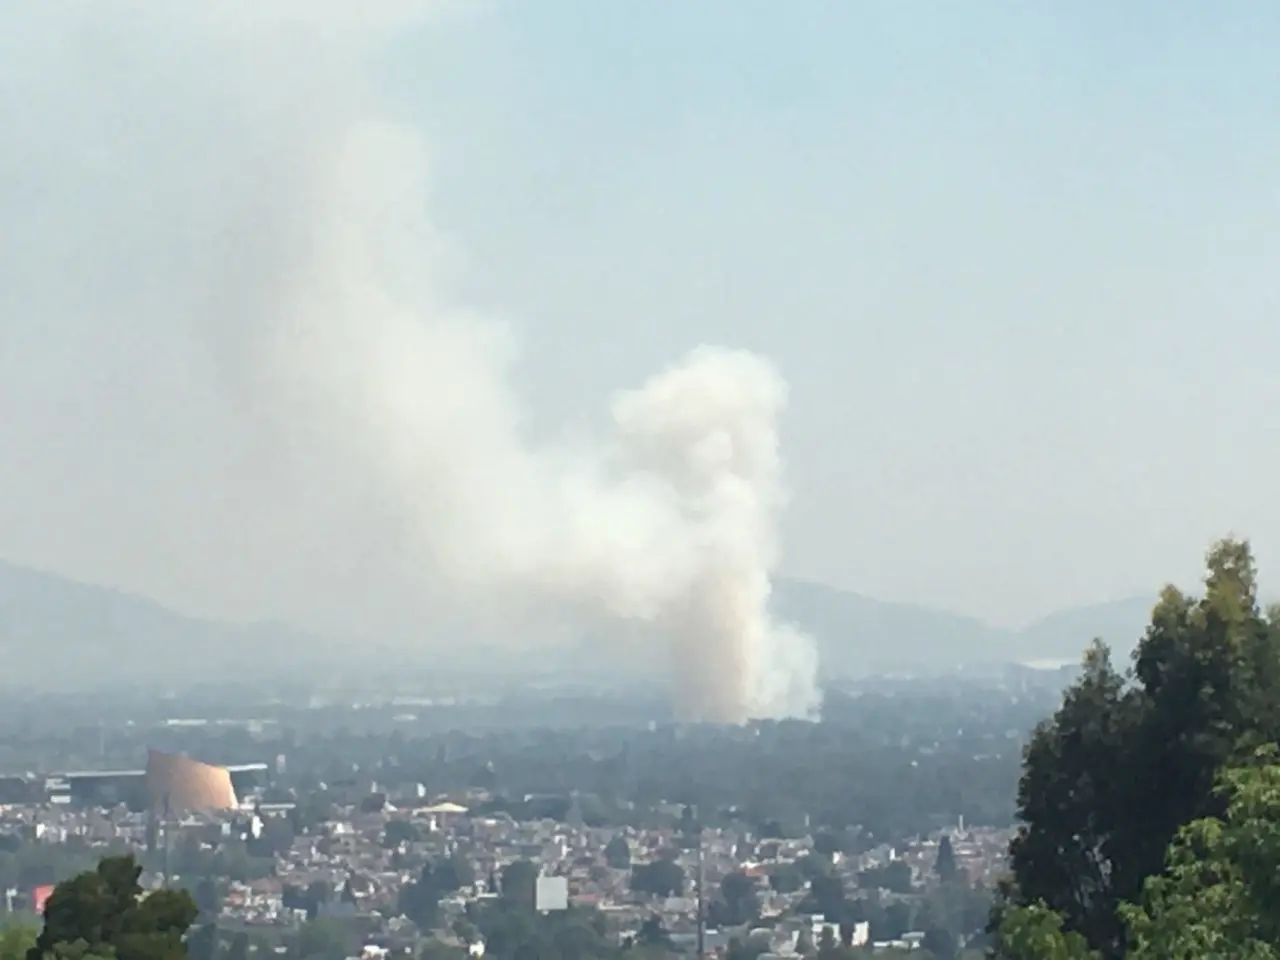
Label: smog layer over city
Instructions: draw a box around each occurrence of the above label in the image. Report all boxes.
[0,4,1277,959]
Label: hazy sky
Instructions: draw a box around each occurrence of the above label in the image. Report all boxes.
[2,2,1278,633]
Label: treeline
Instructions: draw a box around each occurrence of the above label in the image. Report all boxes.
[992,538,1280,958]
[199,683,1055,845]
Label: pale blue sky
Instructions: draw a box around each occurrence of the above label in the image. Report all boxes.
[0,2,1277,632]
[390,3,1280,621]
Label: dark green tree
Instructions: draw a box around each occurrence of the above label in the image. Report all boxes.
[192,879,220,921]
[501,861,538,912]
[474,905,535,959]
[603,837,630,870]
[452,919,480,947]
[1122,748,1280,957]
[882,860,912,894]
[293,919,355,960]
[812,832,841,860]
[997,539,1280,958]
[636,916,669,948]
[0,927,37,960]
[303,880,331,921]
[920,926,955,960]
[993,904,1098,959]
[433,855,475,893]
[382,819,419,849]
[418,943,466,960]
[185,926,217,960]
[796,855,829,882]
[873,901,913,943]
[629,860,684,899]
[766,862,803,895]
[715,872,759,927]
[794,928,814,957]
[934,835,957,884]
[859,860,912,894]
[399,864,444,930]
[815,926,837,960]
[724,936,768,960]
[679,805,698,837]
[800,871,845,922]
[29,856,198,960]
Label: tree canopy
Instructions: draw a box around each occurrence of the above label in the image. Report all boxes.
[1122,747,1280,958]
[28,855,197,960]
[602,836,630,871]
[1,927,38,960]
[629,859,684,899]
[996,539,1280,958]
[934,835,958,884]
[994,904,1098,960]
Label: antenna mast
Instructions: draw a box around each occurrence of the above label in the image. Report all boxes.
[696,812,705,960]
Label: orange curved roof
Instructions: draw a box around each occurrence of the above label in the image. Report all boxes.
[146,749,238,814]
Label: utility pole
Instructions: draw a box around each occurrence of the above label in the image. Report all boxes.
[160,792,173,888]
[696,813,706,960]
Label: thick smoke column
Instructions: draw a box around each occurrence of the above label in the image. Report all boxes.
[8,2,819,721]
[611,354,818,721]
[269,119,818,721]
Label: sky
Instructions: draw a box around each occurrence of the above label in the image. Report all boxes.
[1,1,1278,634]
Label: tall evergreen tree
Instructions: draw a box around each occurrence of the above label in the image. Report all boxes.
[996,539,1280,958]
[934,834,958,884]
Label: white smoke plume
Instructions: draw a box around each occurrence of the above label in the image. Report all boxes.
[1,2,819,721]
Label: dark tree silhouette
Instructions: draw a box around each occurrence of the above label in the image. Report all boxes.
[934,834,958,884]
[29,855,198,960]
[630,859,685,898]
[996,539,1280,958]
[603,836,631,870]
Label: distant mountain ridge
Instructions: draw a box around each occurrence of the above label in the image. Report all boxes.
[0,558,1157,689]
[771,578,1156,676]
[0,558,343,689]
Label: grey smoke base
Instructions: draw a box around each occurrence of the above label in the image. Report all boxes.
[2,2,819,721]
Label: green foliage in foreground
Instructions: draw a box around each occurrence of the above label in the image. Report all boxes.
[992,904,1097,959]
[998,752,1280,958]
[1122,749,1280,959]
[0,926,39,960]
[26,855,197,960]
[994,539,1280,958]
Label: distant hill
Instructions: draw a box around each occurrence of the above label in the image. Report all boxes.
[0,558,342,689]
[771,578,1155,676]
[1014,596,1157,665]
[0,558,1158,690]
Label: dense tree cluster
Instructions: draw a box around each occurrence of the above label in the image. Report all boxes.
[27,855,197,960]
[995,539,1280,958]
[629,859,685,899]
[395,854,478,930]
[176,680,1050,847]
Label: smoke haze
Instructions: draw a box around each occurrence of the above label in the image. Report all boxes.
[0,2,817,721]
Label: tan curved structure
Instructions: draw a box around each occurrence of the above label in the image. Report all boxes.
[146,749,238,814]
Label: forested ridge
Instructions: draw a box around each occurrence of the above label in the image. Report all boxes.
[993,538,1280,958]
